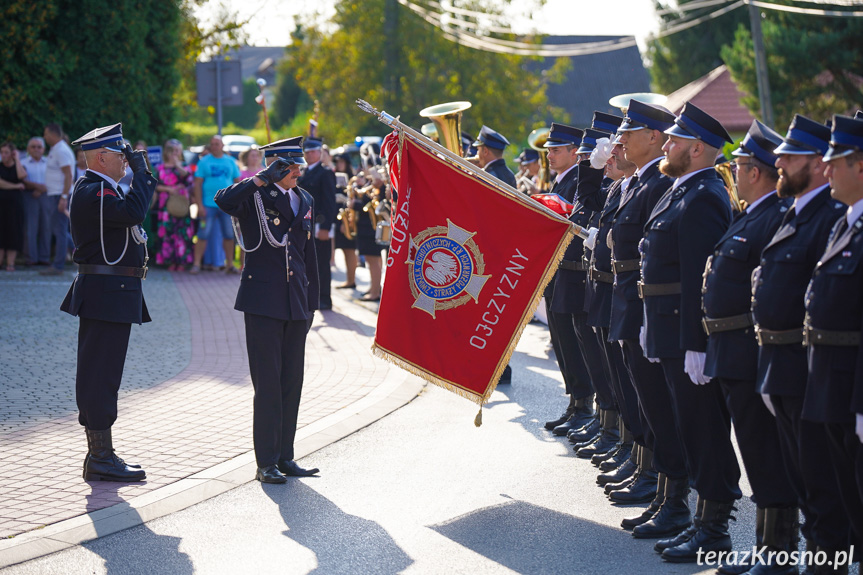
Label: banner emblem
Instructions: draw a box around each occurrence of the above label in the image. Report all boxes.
[408,219,490,318]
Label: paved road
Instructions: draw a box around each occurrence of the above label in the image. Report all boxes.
[2,317,769,575]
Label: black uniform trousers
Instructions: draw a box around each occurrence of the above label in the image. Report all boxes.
[546,298,592,399]
[718,377,797,508]
[244,313,308,468]
[572,314,615,411]
[661,358,741,502]
[315,238,332,309]
[621,340,687,478]
[771,394,850,547]
[599,328,644,444]
[824,422,863,550]
[76,318,132,429]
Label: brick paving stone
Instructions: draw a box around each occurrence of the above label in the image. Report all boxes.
[0,266,407,539]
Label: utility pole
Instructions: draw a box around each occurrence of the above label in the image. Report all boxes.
[384,0,400,107]
[748,1,775,127]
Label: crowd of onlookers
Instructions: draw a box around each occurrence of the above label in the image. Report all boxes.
[0,126,392,306]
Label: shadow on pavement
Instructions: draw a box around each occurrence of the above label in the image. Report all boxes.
[262,481,413,575]
[430,499,704,575]
[81,485,194,575]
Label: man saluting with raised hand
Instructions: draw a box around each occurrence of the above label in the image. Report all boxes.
[215,137,320,484]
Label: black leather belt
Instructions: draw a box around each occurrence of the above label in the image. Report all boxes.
[78,264,148,279]
[637,281,681,298]
[589,267,614,284]
[560,259,587,272]
[702,312,754,336]
[612,259,639,274]
[755,326,804,346]
[804,326,862,347]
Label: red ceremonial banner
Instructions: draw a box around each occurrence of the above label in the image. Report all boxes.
[373,132,574,406]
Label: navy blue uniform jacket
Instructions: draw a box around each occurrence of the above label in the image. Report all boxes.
[297,163,337,231]
[608,159,673,341]
[641,168,731,359]
[702,193,790,380]
[215,179,319,321]
[753,186,844,396]
[803,212,863,423]
[484,158,517,188]
[551,167,596,313]
[586,176,625,328]
[61,169,156,324]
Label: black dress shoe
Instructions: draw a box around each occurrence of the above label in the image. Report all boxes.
[544,406,574,430]
[661,500,735,563]
[632,477,692,539]
[577,429,620,459]
[277,459,320,477]
[567,417,600,443]
[553,398,594,436]
[597,442,632,470]
[83,428,146,482]
[608,468,658,504]
[604,472,637,494]
[597,458,636,486]
[256,465,288,484]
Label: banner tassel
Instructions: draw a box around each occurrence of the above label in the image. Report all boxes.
[474,407,483,427]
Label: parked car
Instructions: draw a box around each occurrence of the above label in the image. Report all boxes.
[222,135,257,158]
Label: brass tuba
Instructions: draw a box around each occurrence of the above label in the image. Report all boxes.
[715,161,745,212]
[608,92,668,114]
[419,101,472,156]
[528,127,551,193]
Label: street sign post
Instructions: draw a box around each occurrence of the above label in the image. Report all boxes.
[196,58,243,136]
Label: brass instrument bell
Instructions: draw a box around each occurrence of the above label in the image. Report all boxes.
[527,127,551,193]
[609,92,668,114]
[419,101,472,156]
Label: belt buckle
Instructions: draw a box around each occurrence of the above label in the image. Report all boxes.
[637,281,645,299]
[141,266,148,280]
[701,316,712,336]
[754,326,764,346]
[803,326,811,347]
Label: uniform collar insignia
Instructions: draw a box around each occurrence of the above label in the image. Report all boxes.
[270,190,278,198]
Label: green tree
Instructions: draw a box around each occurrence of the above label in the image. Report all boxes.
[287,0,564,147]
[647,0,748,94]
[271,26,313,129]
[722,9,863,127]
[174,0,248,125]
[0,0,183,146]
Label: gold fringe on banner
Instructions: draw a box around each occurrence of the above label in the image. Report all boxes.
[364,98,577,422]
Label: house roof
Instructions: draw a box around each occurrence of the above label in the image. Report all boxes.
[530,36,652,130]
[664,65,756,134]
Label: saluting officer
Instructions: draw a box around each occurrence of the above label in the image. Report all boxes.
[581,129,647,483]
[802,114,863,560]
[297,137,337,310]
[61,123,155,482]
[566,125,620,460]
[752,115,849,563]
[607,101,686,519]
[215,137,320,484]
[640,102,740,563]
[702,120,799,572]
[539,123,598,435]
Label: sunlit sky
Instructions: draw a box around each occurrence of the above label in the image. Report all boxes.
[203,0,661,50]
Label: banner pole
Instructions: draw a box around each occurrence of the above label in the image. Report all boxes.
[356,99,590,240]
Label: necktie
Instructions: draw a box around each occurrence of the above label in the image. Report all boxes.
[626,175,639,194]
[780,206,796,227]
